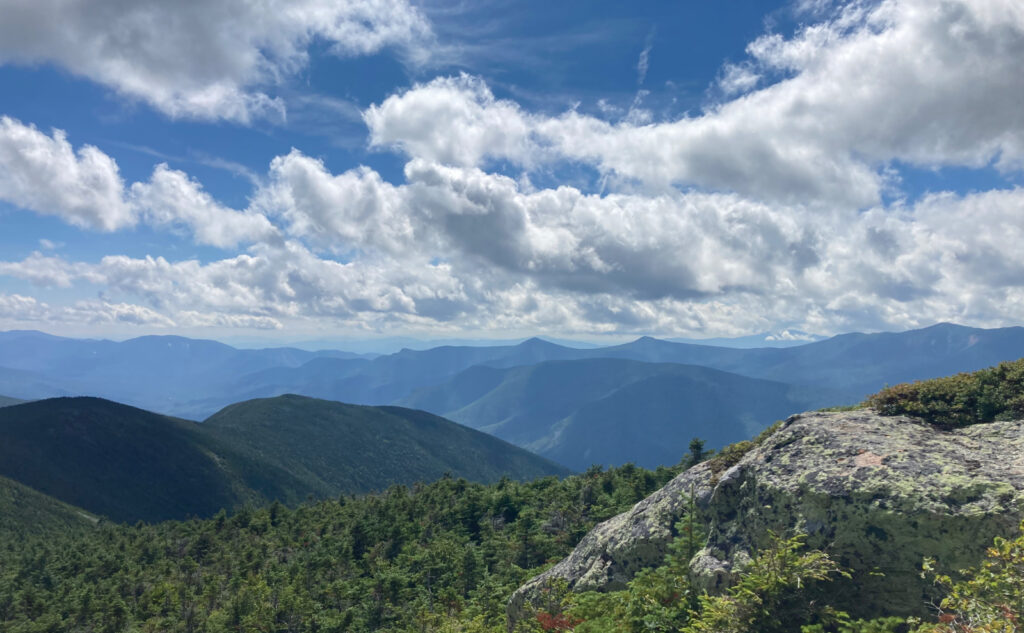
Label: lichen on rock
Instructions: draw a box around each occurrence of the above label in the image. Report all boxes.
[507,410,1024,629]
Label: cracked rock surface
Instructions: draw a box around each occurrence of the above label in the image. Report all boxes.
[508,410,1024,629]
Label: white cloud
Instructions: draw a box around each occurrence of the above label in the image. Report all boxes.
[0,293,49,321]
[0,0,432,123]
[254,150,414,254]
[364,74,538,167]
[0,117,273,248]
[5,0,1024,340]
[130,164,278,248]
[62,300,176,327]
[364,0,1024,207]
[716,63,760,95]
[0,116,133,230]
[4,144,1023,337]
[0,252,93,288]
[636,32,654,85]
[0,292,175,328]
[177,311,283,330]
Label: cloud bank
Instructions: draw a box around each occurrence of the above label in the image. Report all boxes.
[1,0,1023,337]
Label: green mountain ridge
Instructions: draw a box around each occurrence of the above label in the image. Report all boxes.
[0,395,567,523]
[0,397,251,523]
[202,394,571,498]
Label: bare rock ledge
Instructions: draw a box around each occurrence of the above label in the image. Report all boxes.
[508,410,1024,629]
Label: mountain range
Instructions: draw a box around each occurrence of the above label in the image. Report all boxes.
[399,358,828,470]
[2,323,1024,469]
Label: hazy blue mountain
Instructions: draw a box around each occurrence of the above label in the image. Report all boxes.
[0,366,74,400]
[401,358,830,470]
[0,331,364,415]
[0,395,26,407]
[205,337,590,416]
[566,323,1024,401]
[235,335,603,355]
[3,323,1024,423]
[0,395,568,523]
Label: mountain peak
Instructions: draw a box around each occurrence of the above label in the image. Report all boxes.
[518,336,553,347]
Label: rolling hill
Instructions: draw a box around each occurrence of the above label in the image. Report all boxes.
[0,397,253,523]
[401,358,829,470]
[0,395,568,523]
[202,394,571,495]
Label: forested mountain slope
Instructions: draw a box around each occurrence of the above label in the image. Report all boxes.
[0,474,98,538]
[201,394,570,496]
[0,395,568,523]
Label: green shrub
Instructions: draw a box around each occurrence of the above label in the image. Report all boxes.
[865,358,1024,428]
[801,616,910,633]
[682,531,849,633]
[914,520,1024,633]
[565,488,706,633]
[705,419,785,479]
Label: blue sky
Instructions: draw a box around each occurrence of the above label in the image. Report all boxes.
[0,0,1022,344]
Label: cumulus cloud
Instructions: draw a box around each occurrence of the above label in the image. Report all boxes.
[0,117,272,248]
[130,164,277,248]
[0,0,432,122]
[176,311,283,330]
[0,293,49,321]
[0,116,132,230]
[716,63,760,95]
[0,292,175,328]
[4,143,1024,336]
[3,0,1024,336]
[364,74,538,167]
[254,150,414,254]
[364,0,1024,207]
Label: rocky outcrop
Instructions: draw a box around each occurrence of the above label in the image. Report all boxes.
[508,410,1024,628]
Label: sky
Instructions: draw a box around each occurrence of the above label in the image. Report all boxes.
[0,0,1022,344]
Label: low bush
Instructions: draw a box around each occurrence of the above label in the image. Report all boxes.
[865,358,1024,428]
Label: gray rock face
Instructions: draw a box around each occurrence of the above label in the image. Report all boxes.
[508,410,1024,629]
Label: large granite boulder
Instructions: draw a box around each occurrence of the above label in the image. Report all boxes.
[508,410,1024,629]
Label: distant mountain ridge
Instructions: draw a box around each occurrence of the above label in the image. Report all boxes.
[0,330,368,414]
[0,395,568,523]
[400,358,831,470]
[2,324,1024,469]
